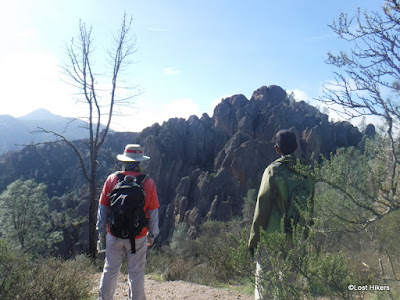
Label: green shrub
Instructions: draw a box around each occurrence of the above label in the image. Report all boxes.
[187,219,245,282]
[147,247,213,284]
[242,189,257,227]
[253,223,369,300]
[0,180,63,257]
[0,239,27,299]
[169,222,189,252]
[147,218,253,287]
[0,239,95,300]
[21,256,95,300]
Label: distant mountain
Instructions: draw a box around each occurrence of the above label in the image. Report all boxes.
[19,108,64,121]
[0,109,108,154]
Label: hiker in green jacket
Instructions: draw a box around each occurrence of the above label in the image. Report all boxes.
[248,129,314,300]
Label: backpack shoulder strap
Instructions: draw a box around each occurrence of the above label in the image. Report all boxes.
[115,171,125,181]
[114,172,148,184]
[136,174,149,185]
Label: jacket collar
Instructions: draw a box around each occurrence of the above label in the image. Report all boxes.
[275,154,297,164]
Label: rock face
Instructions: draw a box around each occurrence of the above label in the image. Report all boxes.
[129,85,364,243]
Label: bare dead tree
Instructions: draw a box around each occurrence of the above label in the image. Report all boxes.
[40,14,137,257]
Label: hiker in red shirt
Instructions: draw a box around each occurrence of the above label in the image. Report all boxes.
[97,144,160,300]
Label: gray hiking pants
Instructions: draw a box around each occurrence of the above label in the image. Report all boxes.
[255,249,272,300]
[99,233,147,300]
[255,248,277,300]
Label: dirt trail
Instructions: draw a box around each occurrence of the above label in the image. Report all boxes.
[94,273,253,300]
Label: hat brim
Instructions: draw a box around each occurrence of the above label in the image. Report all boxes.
[116,154,151,162]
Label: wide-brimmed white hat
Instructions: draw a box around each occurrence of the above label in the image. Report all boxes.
[117,144,150,162]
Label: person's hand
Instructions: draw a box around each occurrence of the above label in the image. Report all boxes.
[97,231,107,253]
[147,233,155,247]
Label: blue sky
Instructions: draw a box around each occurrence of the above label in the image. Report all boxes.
[0,0,384,132]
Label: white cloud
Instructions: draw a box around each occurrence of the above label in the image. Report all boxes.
[163,67,181,76]
[288,89,309,102]
[164,98,199,120]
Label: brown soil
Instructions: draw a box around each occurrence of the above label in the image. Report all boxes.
[94,273,253,300]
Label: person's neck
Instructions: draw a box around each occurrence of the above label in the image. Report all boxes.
[123,162,141,172]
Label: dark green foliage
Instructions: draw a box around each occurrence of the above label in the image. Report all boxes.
[0,143,83,198]
[0,239,27,299]
[0,179,63,256]
[257,226,363,299]
[241,189,257,227]
[232,217,371,300]
[50,191,88,257]
[308,137,399,233]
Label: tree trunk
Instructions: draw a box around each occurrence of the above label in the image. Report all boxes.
[88,180,97,257]
[88,156,98,258]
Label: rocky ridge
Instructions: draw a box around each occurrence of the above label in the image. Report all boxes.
[131,85,365,243]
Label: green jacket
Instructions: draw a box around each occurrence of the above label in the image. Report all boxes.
[248,154,314,250]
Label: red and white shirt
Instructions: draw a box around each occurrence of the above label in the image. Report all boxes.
[98,171,160,239]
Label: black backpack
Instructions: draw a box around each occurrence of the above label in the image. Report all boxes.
[108,172,149,253]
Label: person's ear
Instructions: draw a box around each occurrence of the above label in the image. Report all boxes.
[274,144,282,155]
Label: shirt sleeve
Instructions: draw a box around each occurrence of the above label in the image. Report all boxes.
[143,177,160,238]
[248,166,277,249]
[97,174,116,233]
[96,204,109,233]
[144,178,160,210]
[147,208,160,238]
[99,174,117,207]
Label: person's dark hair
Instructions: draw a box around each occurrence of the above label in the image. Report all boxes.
[275,130,298,155]
[123,161,141,172]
